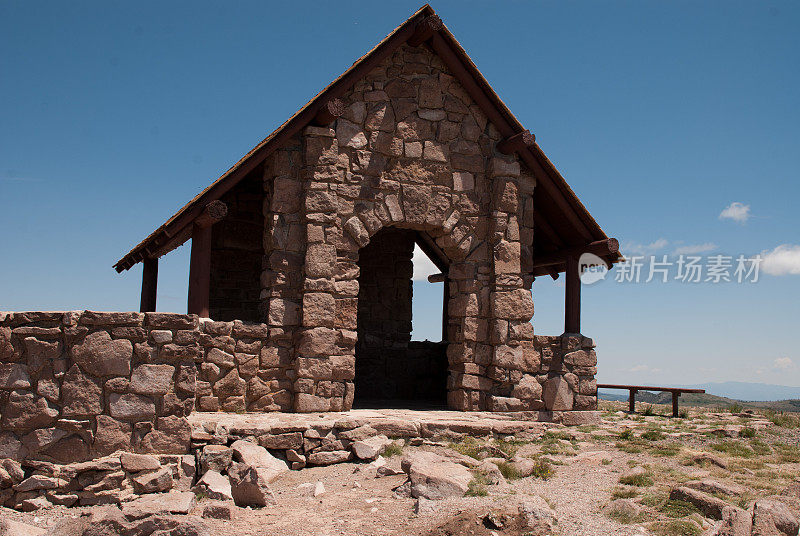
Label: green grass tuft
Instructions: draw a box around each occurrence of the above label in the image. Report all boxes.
[466,474,489,497]
[649,520,703,536]
[641,430,666,441]
[619,471,654,487]
[383,442,404,457]
[739,427,756,438]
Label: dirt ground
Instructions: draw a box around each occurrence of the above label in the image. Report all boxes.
[3,400,800,536]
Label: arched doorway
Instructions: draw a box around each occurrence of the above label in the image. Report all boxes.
[352,227,448,408]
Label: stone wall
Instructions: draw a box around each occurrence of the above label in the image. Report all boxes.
[536,335,598,415]
[0,311,294,463]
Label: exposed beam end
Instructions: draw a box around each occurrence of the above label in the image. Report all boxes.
[195,200,228,228]
[427,272,446,283]
[312,98,346,126]
[497,130,536,155]
[408,14,443,47]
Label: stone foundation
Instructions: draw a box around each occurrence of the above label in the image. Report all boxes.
[0,408,599,510]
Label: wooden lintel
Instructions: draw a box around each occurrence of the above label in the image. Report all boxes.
[408,14,443,47]
[497,130,535,155]
[533,238,619,269]
[312,98,345,126]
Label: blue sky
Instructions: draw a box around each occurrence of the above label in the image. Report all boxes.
[1,1,798,389]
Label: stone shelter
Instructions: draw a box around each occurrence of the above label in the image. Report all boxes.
[0,8,623,472]
[112,5,621,416]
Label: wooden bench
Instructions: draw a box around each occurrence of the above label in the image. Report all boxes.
[597,384,706,417]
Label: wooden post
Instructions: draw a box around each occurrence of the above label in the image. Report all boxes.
[629,389,637,413]
[565,255,581,334]
[442,278,450,342]
[139,257,158,312]
[186,201,227,317]
[187,223,212,318]
[672,392,680,418]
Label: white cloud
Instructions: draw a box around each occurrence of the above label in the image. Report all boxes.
[623,238,669,256]
[719,202,750,223]
[412,245,440,281]
[773,357,794,371]
[761,244,800,276]
[674,242,717,255]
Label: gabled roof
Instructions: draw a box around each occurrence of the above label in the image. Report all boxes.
[114,4,621,275]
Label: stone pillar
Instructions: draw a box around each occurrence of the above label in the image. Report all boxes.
[261,137,304,412]
[293,126,354,412]
[484,157,540,412]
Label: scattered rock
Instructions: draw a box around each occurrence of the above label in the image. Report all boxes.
[415,496,439,515]
[121,491,196,519]
[194,470,233,501]
[781,482,800,499]
[605,499,641,519]
[0,519,47,536]
[298,481,326,497]
[230,439,288,481]
[308,450,352,466]
[20,496,52,512]
[518,496,558,532]
[228,462,276,507]
[130,466,173,494]
[685,479,745,497]
[352,435,392,461]
[202,500,236,520]
[712,505,753,536]
[620,465,648,483]
[670,486,730,520]
[377,465,405,477]
[401,451,472,500]
[200,444,233,474]
[476,460,506,485]
[753,498,799,536]
[692,453,729,469]
[120,452,161,473]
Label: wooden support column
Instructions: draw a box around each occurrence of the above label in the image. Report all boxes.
[188,224,212,318]
[187,201,227,317]
[139,257,158,312]
[564,255,581,334]
[442,278,450,343]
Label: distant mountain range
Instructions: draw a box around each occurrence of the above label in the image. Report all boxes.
[687,382,800,402]
[598,381,800,412]
[599,381,800,402]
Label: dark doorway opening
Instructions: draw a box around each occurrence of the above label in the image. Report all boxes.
[353,227,448,409]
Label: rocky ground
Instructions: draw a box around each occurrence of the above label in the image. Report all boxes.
[3,401,800,536]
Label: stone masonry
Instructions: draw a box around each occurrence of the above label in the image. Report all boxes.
[1,47,600,461]
[252,43,553,413]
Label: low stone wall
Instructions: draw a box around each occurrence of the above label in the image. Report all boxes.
[536,334,598,414]
[0,311,598,465]
[0,311,288,463]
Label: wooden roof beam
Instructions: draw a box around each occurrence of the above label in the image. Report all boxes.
[497,130,536,155]
[408,15,443,47]
[311,98,345,126]
[532,238,619,270]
